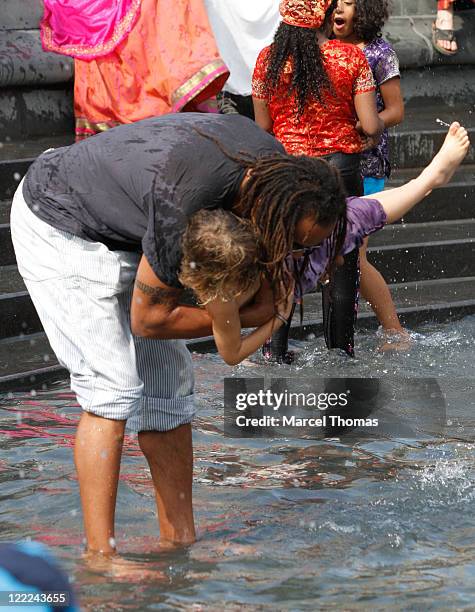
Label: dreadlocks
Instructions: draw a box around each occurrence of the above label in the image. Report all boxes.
[193,129,348,307]
[238,155,347,304]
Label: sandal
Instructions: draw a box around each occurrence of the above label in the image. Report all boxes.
[432,22,458,56]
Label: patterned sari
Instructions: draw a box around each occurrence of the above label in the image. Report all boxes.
[41,0,229,140]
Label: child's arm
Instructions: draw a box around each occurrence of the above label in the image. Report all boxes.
[206,290,293,366]
[354,91,385,138]
[378,77,404,128]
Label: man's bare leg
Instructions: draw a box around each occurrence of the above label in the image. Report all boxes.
[138,423,196,547]
[74,412,126,554]
[366,123,470,223]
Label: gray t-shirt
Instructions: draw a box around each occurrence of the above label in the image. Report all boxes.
[23,113,284,287]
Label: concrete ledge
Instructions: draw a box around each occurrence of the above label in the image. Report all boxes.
[0,30,73,88]
[385,11,475,69]
[0,9,474,88]
[401,65,475,106]
[0,0,43,31]
[0,86,74,140]
[391,0,475,16]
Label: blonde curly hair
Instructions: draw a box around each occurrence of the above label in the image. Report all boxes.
[179,209,265,304]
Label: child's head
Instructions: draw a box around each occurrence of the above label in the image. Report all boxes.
[333,0,391,44]
[180,209,264,304]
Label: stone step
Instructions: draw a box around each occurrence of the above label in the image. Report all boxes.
[388,165,475,223]
[389,105,475,171]
[367,220,475,283]
[1,1,43,30]
[0,265,42,339]
[0,86,74,141]
[2,276,475,390]
[0,159,34,200]
[2,217,473,296]
[0,134,74,199]
[390,0,475,16]
[0,332,65,391]
[1,167,473,228]
[371,218,475,246]
[302,276,475,321]
[0,223,15,266]
[0,199,9,224]
[0,100,472,192]
[387,11,475,69]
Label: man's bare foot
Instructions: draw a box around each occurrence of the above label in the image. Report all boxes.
[158,536,195,550]
[422,123,470,189]
[83,550,160,580]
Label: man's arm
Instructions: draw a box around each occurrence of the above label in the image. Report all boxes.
[131,255,213,339]
[131,256,277,339]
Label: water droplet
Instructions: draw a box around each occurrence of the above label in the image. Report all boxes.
[108,537,116,549]
[13,172,22,182]
[43,354,50,362]
[190,261,197,269]
[30,390,37,397]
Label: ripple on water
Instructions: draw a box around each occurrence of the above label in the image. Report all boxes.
[0,316,474,609]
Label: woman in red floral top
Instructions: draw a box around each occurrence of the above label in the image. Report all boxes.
[253,36,377,159]
[252,0,384,194]
[252,0,385,363]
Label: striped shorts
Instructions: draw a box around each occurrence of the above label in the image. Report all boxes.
[10,182,196,432]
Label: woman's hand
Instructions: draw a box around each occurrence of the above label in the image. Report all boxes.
[355,121,381,150]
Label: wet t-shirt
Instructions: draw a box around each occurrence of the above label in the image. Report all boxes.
[23,113,284,287]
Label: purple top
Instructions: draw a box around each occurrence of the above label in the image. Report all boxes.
[361,38,400,180]
[294,197,387,297]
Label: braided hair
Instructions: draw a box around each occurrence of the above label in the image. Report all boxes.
[264,19,333,116]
